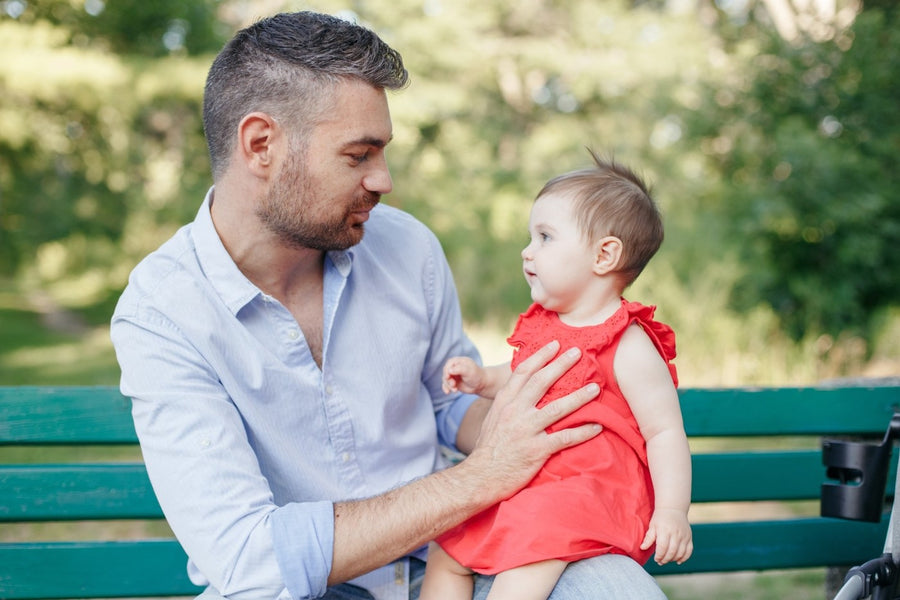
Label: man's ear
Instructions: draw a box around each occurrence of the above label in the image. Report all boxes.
[593,236,623,275]
[237,112,279,177]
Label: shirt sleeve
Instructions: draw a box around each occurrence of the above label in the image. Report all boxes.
[435,393,478,451]
[111,310,334,600]
[415,227,483,452]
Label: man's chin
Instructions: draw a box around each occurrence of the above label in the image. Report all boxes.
[334,225,365,250]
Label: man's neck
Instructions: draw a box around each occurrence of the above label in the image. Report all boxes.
[209,184,325,303]
[210,184,327,366]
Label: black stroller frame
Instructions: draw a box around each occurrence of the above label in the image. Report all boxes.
[824,414,900,599]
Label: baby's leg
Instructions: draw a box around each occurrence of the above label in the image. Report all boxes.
[420,542,475,600]
[486,559,567,600]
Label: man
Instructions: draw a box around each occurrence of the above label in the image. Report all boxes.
[111,11,667,600]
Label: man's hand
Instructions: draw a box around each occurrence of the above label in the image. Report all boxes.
[464,341,601,501]
[329,340,601,585]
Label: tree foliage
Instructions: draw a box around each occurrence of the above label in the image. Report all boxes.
[0,1,214,287]
[8,0,224,56]
[354,0,724,323]
[1,0,897,356]
[678,5,900,339]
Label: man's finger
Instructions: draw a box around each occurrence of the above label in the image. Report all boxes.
[535,382,599,430]
[508,340,562,379]
[544,422,602,455]
[508,345,582,409]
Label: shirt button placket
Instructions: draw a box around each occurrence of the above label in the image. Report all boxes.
[323,381,362,488]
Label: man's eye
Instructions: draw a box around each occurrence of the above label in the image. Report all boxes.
[350,153,369,164]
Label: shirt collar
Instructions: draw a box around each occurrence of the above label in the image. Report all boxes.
[191,187,262,316]
[190,187,355,314]
[329,248,353,277]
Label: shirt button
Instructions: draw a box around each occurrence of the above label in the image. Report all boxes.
[287,328,299,340]
[342,452,351,462]
[325,385,334,395]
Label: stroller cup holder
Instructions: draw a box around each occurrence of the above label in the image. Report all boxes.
[822,413,900,522]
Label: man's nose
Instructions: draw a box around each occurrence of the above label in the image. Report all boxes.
[363,159,393,195]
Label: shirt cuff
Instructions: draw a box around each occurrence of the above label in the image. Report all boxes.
[436,393,478,452]
[270,500,335,599]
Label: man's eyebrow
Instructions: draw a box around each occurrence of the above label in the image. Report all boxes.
[345,135,393,149]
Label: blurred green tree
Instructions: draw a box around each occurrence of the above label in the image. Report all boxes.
[352,0,725,324]
[1,0,896,360]
[0,0,219,293]
[678,3,900,339]
[9,0,224,56]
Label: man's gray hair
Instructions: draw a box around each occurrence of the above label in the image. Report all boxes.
[202,11,409,178]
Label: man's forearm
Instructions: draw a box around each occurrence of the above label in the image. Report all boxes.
[328,457,495,584]
[329,342,601,585]
[327,395,495,583]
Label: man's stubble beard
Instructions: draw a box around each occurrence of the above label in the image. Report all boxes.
[258,151,380,252]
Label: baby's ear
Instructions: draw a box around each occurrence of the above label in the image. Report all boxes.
[593,236,623,275]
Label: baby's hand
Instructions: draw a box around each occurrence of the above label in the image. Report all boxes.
[640,508,693,566]
[442,357,484,395]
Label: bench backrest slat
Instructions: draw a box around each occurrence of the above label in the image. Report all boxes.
[3,386,898,442]
[0,540,202,598]
[647,515,889,575]
[4,451,878,519]
[679,386,900,437]
[0,387,137,444]
[0,464,162,521]
[691,449,892,503]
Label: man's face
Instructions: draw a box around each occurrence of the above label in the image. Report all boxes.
[257,78,394,251]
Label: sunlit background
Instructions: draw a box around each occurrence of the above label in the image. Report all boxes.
[1,0,897,387]
[1,2,898,597]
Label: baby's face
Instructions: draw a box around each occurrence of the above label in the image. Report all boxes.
[521,192,597,313]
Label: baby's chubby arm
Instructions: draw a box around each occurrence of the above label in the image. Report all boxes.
[442,357,511,399]
[615,323,693,566]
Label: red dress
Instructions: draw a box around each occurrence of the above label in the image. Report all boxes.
[436,299,678,574]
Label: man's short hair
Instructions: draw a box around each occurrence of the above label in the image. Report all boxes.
[203,11,408,178]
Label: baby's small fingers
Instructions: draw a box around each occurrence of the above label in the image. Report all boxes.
[675,539,694,564]
[654,541,673,565]
[639,529,656,551]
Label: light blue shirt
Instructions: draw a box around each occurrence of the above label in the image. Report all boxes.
[111,189,479,599]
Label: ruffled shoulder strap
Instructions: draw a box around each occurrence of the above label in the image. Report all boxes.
[507,303,554,355]
[620,300,679,387]
[506,301,678,386]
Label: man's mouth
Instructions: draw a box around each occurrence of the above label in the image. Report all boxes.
[349,195,380,224]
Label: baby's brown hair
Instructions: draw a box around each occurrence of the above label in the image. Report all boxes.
[536,149,663,285]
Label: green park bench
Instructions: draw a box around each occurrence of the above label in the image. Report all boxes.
[1,384,898,598]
